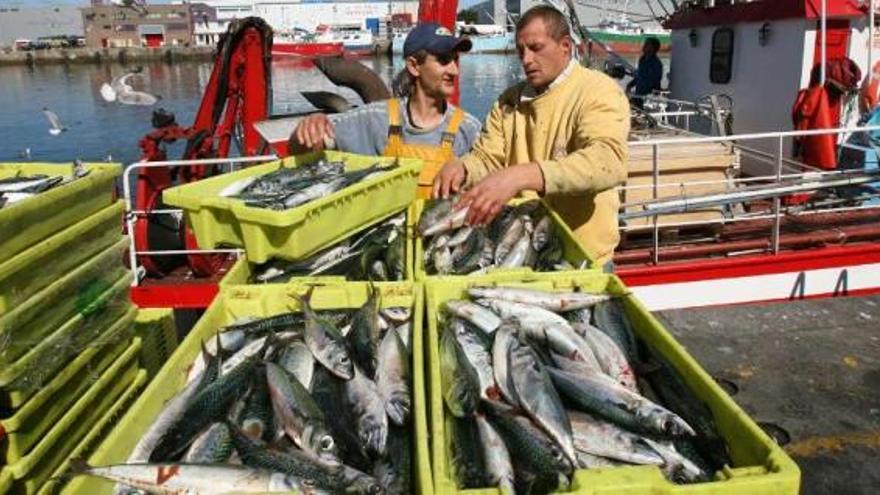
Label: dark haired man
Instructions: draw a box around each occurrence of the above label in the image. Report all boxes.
[433,5,630,267]
[626,36,663,103]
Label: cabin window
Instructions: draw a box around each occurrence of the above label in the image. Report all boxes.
[710,28,734,84]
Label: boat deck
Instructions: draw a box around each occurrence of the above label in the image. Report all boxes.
[657,295,880,494]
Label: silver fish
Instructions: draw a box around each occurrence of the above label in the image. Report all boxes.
[573,323,637,392]
[475,414,515,493]
[468,286,612,313]
[421,207,469,237]
[74,461,320,494]
[478,298,602,372]
[183,423,233,463]
[508,335,577,466]
[265,362,339,464]
[569,410,664,465]
[451,318,498,401]
[444,300,501,334]
[345,364,388,455]
[376,327,411,426]
[299,293,354,380]
[277,341,315,391]
[491,322,520,405]
[493,217,525,264]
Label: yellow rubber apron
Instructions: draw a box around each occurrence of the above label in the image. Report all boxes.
[382,98,465,199]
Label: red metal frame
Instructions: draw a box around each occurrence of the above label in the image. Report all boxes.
[617,242,880,286]
[130,18,273,308]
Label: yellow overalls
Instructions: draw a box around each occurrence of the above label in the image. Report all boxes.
[382,98,465,199]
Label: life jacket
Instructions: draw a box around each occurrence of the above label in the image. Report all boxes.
[792,85,838,171]
[860,60,880,113]
[382,98,464,199]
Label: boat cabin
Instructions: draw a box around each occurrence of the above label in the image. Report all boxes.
[664,0,873,168]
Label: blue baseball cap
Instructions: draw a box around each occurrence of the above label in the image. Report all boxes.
[403,22,472,58]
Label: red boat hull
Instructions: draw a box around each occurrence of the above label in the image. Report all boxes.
[272,41,344,59]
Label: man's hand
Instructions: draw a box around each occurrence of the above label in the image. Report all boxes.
[292,114,334,150]
[458,162,545,226]
[432,159,467,199]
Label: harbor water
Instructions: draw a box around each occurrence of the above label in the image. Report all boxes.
[0,53,655,164]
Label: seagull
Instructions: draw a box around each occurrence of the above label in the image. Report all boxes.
[110,72,159,106]
[42,107,65,136]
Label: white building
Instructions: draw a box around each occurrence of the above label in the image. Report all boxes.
[193,20,228,46]
[190,0,418,34]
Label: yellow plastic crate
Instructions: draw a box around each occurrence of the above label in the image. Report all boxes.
[0,162,120,262]
[0,237,128,366]
[220,209,415,285]
[424,272,800,495]
[1,334,132,464]
[39,369,149,495]
[0,200,124,315]
[0,282,135,408]
[162,151,421,263]
[411,199,594,281]
[0,467,11,493]
[133,309,178,379]
[62,282,431,495]
[1,337,141,495]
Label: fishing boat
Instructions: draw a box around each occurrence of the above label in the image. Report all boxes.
[587,14,670,54]
[391,24,515,54]
[612,0,880,310]
[315,24,375,57]
[272,30,344,59]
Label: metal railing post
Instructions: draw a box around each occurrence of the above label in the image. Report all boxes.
[771,135,784,254]
[652,143,660,265]
[122,154,276,287]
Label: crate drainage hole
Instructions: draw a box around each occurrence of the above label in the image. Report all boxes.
[757,422,791,446]
[713,376,740,396]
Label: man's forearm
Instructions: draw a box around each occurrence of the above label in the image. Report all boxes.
[510,162,545,195]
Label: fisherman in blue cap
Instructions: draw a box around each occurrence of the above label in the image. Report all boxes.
[291,22,482,198]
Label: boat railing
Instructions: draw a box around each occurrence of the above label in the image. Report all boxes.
[122,155,277,287]
[624,125,880,264]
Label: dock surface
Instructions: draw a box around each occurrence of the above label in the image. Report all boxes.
[657,295,880,494]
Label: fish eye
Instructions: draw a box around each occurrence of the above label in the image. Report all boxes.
[370,485,383,494]
[320,435,335,450]
[339,356,350,364]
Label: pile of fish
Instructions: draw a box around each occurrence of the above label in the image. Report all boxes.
[418,198,572,276]
[73,288,413,494]
[219,159,398,211]
[251,212,406,282]
[439,285,731,493]
[0,162,89,210]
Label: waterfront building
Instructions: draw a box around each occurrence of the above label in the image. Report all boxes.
[81,3,217,48]
[0,6,83,48]
[190,0,416,35]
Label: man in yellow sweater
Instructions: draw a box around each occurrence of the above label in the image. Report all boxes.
[432,5,630,266]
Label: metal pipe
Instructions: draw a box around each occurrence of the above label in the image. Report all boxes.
[772,135,784,254]
[870,0,875,77]
[615,223,880,264]
[821,0,827,85]
[135,249,244,255]
[628,125,880,147]
[620,170,880,218]
[652,143,660,265]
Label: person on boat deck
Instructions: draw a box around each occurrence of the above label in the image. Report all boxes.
[432,5,630,268]
[289,23,482,199]
[626,37,663,107]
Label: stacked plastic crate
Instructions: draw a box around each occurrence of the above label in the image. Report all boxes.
[0,163,148,495]
[60,151,801,495]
